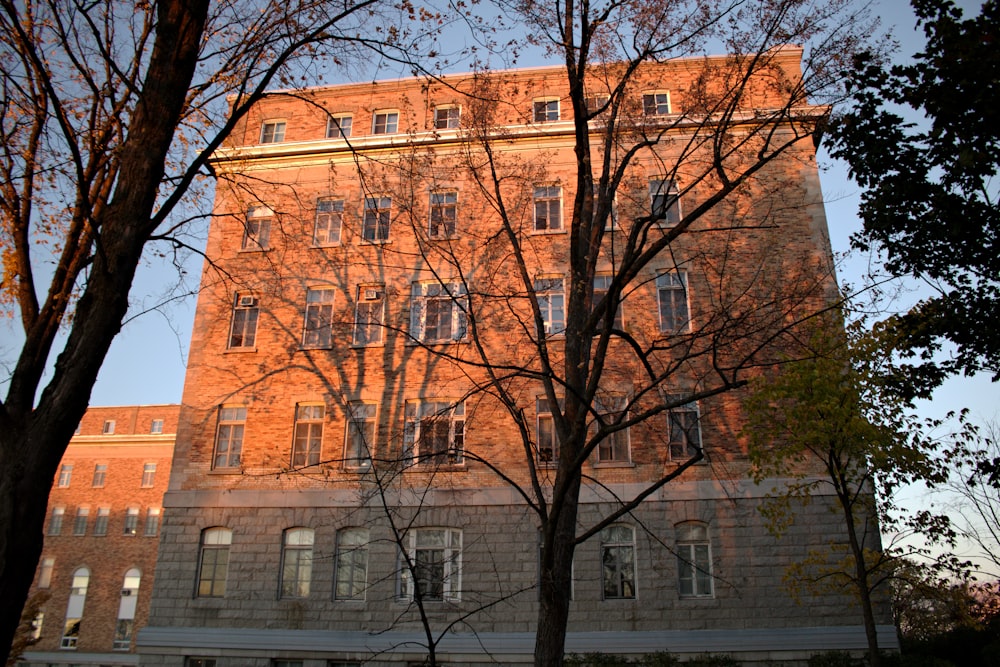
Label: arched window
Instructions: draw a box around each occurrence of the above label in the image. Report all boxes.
[676,522,713,598]
[197,527,232,597]
[113,568,141,650]
[280,528,314,598]
[61,567,90,649]
[600,524,636,599]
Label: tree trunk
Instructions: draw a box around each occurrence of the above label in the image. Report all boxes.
[534,473,582,667]
[839,490,881,667]
[0,1,210,661]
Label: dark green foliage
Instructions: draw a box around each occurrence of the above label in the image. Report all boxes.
[827,0,1000,384]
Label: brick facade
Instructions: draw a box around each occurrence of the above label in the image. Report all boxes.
[142,52,893,666]
[20,405,177,667]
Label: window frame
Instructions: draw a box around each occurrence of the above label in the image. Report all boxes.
[642,91,671,117]
[584,93,610,117]
[371,110,399,135]
[228,292,259,349]
[94,507,110,536]
[403,400,465,467]
[536,396,563,465]
[399,527,462,602]
[649,178,681,227]
[260,120,287,143]
[532,98,560,122]
[150,419,164,434]
[428,190,458,238]
[326,114,353,139]
[141,462,157,488]
[113,568,141,651]
[196,527,232,598]
[123,507,139,536]
[292,404,325,467]
[102,420,116,434]
[353,286,385,346]
[409,281,468,344]
[58,464,73,488]
[534,277,566,336]
[593,394,630,465]
[334,527,370,600]
[433,105,461,129]
[592,274,624,330]
[656,271,690,333]
[73,507,89,536]
[676,522,714,598]
[38,557,55,588]
[532,185,563,232]
[666,395,702,461]
[302,287,336,349]
[280,527,315,599]
[48,507,65,536]
[344,402,376,470]
[600,524,636,600]
[362,195,392,243]
[313,197,345,247]
[213,406,247,470]
[241,206,273,251]
[145,508,161,537]
[92,463,107,488]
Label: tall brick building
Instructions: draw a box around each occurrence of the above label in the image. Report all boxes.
[140,50,894,666]
[18,405,177,667]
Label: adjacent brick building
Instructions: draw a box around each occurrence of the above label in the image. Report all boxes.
[140,50,894,666]
[19,405,177,667]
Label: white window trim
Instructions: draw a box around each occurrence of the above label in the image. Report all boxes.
[260,119,287,144]
[326,114,353,139]
[398,527,462,602]
[532,97,560,123]
[372,109,400,135]
[403,400,465,467]
[353,285,385,346]
[600,524,637,600]
[313,197,345,247]
[532,185,564,233]
[656,270,691,334]
[433,105,461,130]
[409,281,468,344]
[534,276,566,336]
[302,286,336,349]
[344,402,376,470]
[592,393,631,466]
[665,394,703,462]
[334,527,370,600]
[642,90,671,117]
[676,522,714,598]
[280,527,315,599]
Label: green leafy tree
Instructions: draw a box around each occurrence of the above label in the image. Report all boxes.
[743,313,971,667]
[827,0,1000,386]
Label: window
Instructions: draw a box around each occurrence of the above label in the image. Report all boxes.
[433,106,460,129]
[642,91,670,116]
[677,523,713,597]
[649,178,680,226]
[142,463,157,487]
[58,464,73,488]
[197,527,232,597]
[372,110,399,134]
[344,403,376,469]
[48,507,64,535]
[94,507,111,537]
[592,275,623,329]
[666,396,702,460]
[145,508,161,536]
[280,528,314,598]
[594,394,630,464]
[533,186,562,231]
[103,420,116,434]
[656,271,689,333]
[213,406,246,469]
[124,507,139,536]
[399,528,462,601]
[353,286,385,346]
[73,507,89,536]
[334,527,369,600]
[535,277,565,335]
[260,120,286,143]
[313,198,344,246]
[61,567,89,649]
[292,404,324,467]
[362,196,391,242]
[30,612,43,640]
[410,281,468,343]
[92,464,107,488]
[429,191,457,238]
[150,419,164,434]
[403,401,465,466]
[38,557,55,588]
[533,99,560,122]
[326,114,352,138]
[242,206,272,250]
[584,94,610,116]
[302,287,335,348]
[536,397,562,464]
[601,524,636,599]
[94,507,110,536]
[113,569,141,650]
[228,292,259,348]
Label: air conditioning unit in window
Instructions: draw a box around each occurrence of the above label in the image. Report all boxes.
[239,296,257,307]
[363,289,382,301]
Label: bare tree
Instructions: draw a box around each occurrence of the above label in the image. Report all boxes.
[0,0,416,658]
[944,419,1000,575]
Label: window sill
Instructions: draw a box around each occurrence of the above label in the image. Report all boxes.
[209,468,243,475]
[225,346,257,353]
[360,239,392,245]
[300,345,334,351]
[238,247,270,253]
[408,463,466,472]
[530,228,566,235]
[593,461,635,468]
[311,243,343,249]
[350,342,385,349]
